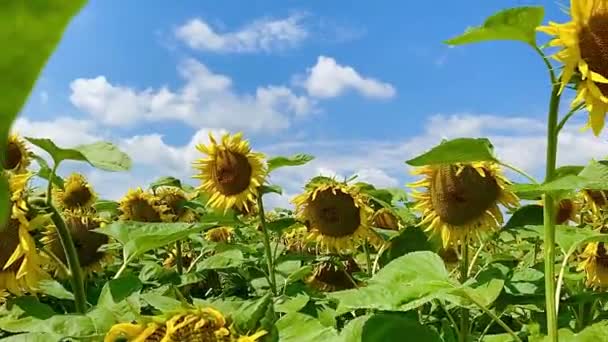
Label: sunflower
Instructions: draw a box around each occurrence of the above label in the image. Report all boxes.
[306,261,358,292]
[537,0,608,136]
[104,307,267,342]
[2,134,30,174]
[118,188,172,222]
[193,133,267,214]
[53,173,96,211]
[372,208,401,230]
[204,226,235,243]
[0,173,48,294]
[579,241,608,288]
[163,244,196,270]
[582,189,608,214]
[409,162,519,248]
[540,197,579,224]
[156,186,197,223]
[292,179,381,253]
[282,226,316,254]
[41,210,112,277]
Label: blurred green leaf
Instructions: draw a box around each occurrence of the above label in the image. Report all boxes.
[108,275,143,303]
[197,249,244,270]
[260,184,283,195]
[504,205,544,229]
[336,313,442,342]
[37,279,74,300]
[232,294,272,333]
[406,138,496,166]
[267,217,298,232]
[141,293,184,313]
[12,297,55,320]
[31,155,64,189]
[268,154,314,173]
[150,176,182,190]
[277,313,338,342]
[445,6,544,46]
[275,294,310,313]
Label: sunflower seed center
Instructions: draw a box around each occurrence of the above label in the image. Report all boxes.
[51,217,109,267]
[597,242,608,268]
[213,150,252,196]
[307,189,360,238]
[579,12,608,95]
[129,199,162,222]
[312,262,356,291]
[4,142,22,170]
[63,187,93,208]
[430,165,500,226]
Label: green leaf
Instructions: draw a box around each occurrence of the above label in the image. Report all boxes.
[275,294,310,313]
[406,138,496,166]
[268,154,315,172]
[26,138,131,171]
[504,205,544,229]
[260,184,283,195]
[267,217,298,232]
[37,279,74,300]
[108,275,143,303]
[232,294,272,333]
[31,155,64,189]
[514,161,608,196]
[277,313,338,342]
[0,333,61,342]
[336,313,442,342]
[197,249,244,270]
[93,200,119,214]
[445,6,544,46]
[141,293,184,313]
[150,176,182,190]
[285,265,313,285]
[12,297,55,320]
[379,226,433,266]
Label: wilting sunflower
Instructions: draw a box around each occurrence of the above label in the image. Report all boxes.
[2,134,30,174]
[53,173,96,211]
[104,307,267,342]
[579,241,608,288]
[193,133,267,214]
[156,186,197,223]
[582,189,608,214]
[372,208,400,230]
[119,188,172,222]
[306,261,358,292]
[540,197,579,224]
[205,226,235,243]
[409,162,519,248]
[282,226,316,254]
[0,173,48,294]
[292,179,381,253]
[42,210,112,277]
[537,0,608,136]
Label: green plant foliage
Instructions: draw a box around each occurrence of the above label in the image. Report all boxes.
[268,154,315,173]
[406,138,497,166]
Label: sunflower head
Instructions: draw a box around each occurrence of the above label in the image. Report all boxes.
[306,261,358,292]
[537,0,608,136]
[163,244,196,270]
[2,134,30,173]
[282,226,316,254]
[292,179,381,253]
[582,189,608,214]
[42,210,111,277]
[156,186,197,223]
[53,173,96,211]
[409,162,519,248]
[556,198,578,224]
[118,188,172,222]
[193,132,267,214]
[372,208,400,230]
[579,241,608,288]
[204,226,235,243]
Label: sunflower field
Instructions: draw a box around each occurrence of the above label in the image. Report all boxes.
[3,1,608,342]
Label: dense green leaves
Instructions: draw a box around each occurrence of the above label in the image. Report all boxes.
[445,6,544,46]
[276,313,339,341]
[268,154,314,173]
[37,280,74,300]
[349,314,442,342]
[197,249,245,270]
[406,138,497,166]
[150,176,182,190]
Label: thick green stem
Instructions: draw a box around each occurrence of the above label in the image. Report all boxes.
[47,204,87,313]
[175,240,183,275]
[459,240,470,342]
[46,163,59,205]
[544,83,562,342]
[256,195,277,295]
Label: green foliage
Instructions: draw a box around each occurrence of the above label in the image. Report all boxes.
[406,138,497,166]
[445,6,544,46]
[268,154,315,173]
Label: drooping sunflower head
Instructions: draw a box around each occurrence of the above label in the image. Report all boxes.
[104,307,266,342]
[118,188,172,222]
[306,261,358,292]
[556,198,579,224]
[193,132,267,214]
[0,173,48,295]
[156,186,197,223]
[579,241,608,288]
[282,225,316,254]
[292,179,380,253]
[42,210,112,277]
[372,208,401,230]
[582,189,608,214]
[537,0,608,136]
[204,226,235,243]
[53,173,96,211]
[2,134,30,174]
[409,162,519,248]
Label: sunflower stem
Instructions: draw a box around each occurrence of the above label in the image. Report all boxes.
[175,240,183,275]
[256,194,277,295]
[499,162,538,184]
[363,240,373,277]
[459,239,470,342]
[46,163,59,206]
[555,250,572,316]
[556,102,585,134]
[543,82,562,342]
[46,203,87,314]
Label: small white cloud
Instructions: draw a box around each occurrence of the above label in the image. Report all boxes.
[12,117,100,147]
[175,14,308,53]
[302,56,396,99]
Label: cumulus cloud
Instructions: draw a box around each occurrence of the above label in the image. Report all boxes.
[69,58,313,132]
[175,14,308,53]
[302,56,396,99]
[12,117,101,146]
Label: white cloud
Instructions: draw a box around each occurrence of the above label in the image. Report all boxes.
[302,56,396,99]
[175,14,308,53]
[12,117,101,147]
[69,58,313,132]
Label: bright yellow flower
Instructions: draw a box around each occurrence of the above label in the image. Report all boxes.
[118,188,173,222]
[193,133,266,214]
[156,186,197,223]
[2,134,30,174]
[537,0,608,135]
[204,226,235,243]
[409,162,519,248]
[53,173,96,211]
[292,179,382,253]
[579,241,608,288]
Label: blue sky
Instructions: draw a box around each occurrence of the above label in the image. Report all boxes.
[14,0,607,207]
